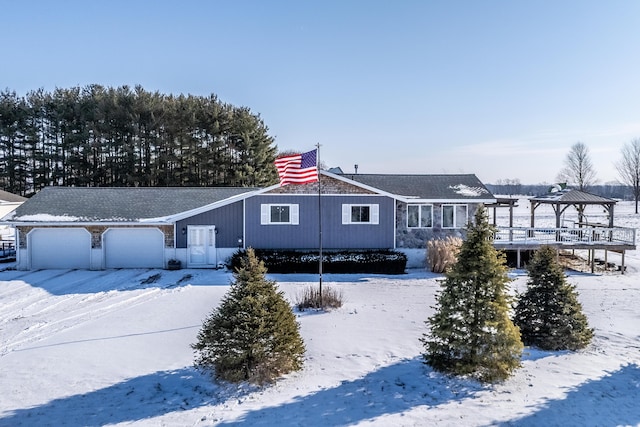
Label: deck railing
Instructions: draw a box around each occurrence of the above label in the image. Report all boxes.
[0,240,15,259]
[492,226,636,247]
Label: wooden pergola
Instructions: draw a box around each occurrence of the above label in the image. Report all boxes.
[487,197,519,227]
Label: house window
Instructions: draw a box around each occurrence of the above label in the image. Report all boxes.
[261,204,299,225]
[407,204,433,228]
[342,204,379,224]
[442,204,468,228]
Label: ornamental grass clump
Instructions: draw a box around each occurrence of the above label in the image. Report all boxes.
[426,236,462,273]
[296,285,343,311]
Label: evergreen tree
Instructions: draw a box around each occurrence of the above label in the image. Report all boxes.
[422,206,523,382]
[514,246,593,351]
[0,85,278,194]
[192,248,305,384]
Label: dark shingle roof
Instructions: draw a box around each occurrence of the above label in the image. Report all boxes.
[10,187,258,222]
[340,174,495,200]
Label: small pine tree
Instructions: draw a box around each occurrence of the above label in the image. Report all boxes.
[422,206,523,382]
[192,248,305,384]
[514,246,593,351]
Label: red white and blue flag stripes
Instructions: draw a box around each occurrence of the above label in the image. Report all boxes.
[274,149,319,186]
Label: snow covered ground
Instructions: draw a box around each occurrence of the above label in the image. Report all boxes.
[0,199,639,426]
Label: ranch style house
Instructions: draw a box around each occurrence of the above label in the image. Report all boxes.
[1,170,494,270]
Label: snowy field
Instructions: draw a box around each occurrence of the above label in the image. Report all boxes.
[0,199,639,426]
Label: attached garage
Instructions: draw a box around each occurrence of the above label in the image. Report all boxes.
[103,228,165,269]
[29,228,91,269]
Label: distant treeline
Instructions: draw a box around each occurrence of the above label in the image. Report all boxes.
[0,85,278,196]
[486,183,633,200]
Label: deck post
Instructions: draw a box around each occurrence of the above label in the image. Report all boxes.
[622,251,626,275]
[590,249,595,273]
[517,248,521,269]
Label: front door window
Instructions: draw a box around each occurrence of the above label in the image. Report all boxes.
[188,226,216,266]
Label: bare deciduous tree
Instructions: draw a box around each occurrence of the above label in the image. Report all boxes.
[616,138,640,214]
[557,142,597,191]
[556,142,597,225]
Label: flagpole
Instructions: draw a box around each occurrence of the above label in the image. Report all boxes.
[316,142,323,308]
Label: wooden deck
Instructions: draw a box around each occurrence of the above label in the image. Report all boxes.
[492,226,636,251]
[492,225,636,273]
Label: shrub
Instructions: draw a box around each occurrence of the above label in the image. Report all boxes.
[296,285,344,311]
[426,237,462,273]
[422,206,523,383]
[228,249,407,274]
[514,246,593,351]
[192,248,305,384]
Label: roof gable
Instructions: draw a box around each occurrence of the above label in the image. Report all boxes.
[263,173,378,195]
[0,189,27,203]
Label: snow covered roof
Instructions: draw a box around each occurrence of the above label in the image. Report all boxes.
[531,189,617,205]
[7,187,259,223]
[340,174,495,201]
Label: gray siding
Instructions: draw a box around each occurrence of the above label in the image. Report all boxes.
[175,201,244,248]
[245,195,395,250]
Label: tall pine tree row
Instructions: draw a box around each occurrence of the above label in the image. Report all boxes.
[422,206,523,382]
[514,245,593,351]
[0,85,278,195]
[192,248,305,385]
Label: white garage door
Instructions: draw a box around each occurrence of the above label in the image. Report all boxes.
[104,228,164,269]
[30,228,91,269]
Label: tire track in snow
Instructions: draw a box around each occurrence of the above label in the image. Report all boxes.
[0,269,146,320]
[0,270,188,357]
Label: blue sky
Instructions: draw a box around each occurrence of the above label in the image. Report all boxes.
[3,1,640,184]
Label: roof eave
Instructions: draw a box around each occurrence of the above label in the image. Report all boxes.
[397,197,497,204]
[3,220,171,227]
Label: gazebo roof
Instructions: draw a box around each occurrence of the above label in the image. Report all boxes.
[531,189,616,205]
[530,188,616,228]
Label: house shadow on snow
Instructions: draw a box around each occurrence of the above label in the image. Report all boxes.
[495,363,640,427]
[0,367,220,427]
[0,268,235,296]
[0,359,482,427]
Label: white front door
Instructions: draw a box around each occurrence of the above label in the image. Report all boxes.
[188,226,216,267]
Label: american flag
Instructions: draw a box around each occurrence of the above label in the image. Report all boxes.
[274,149,318,186]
